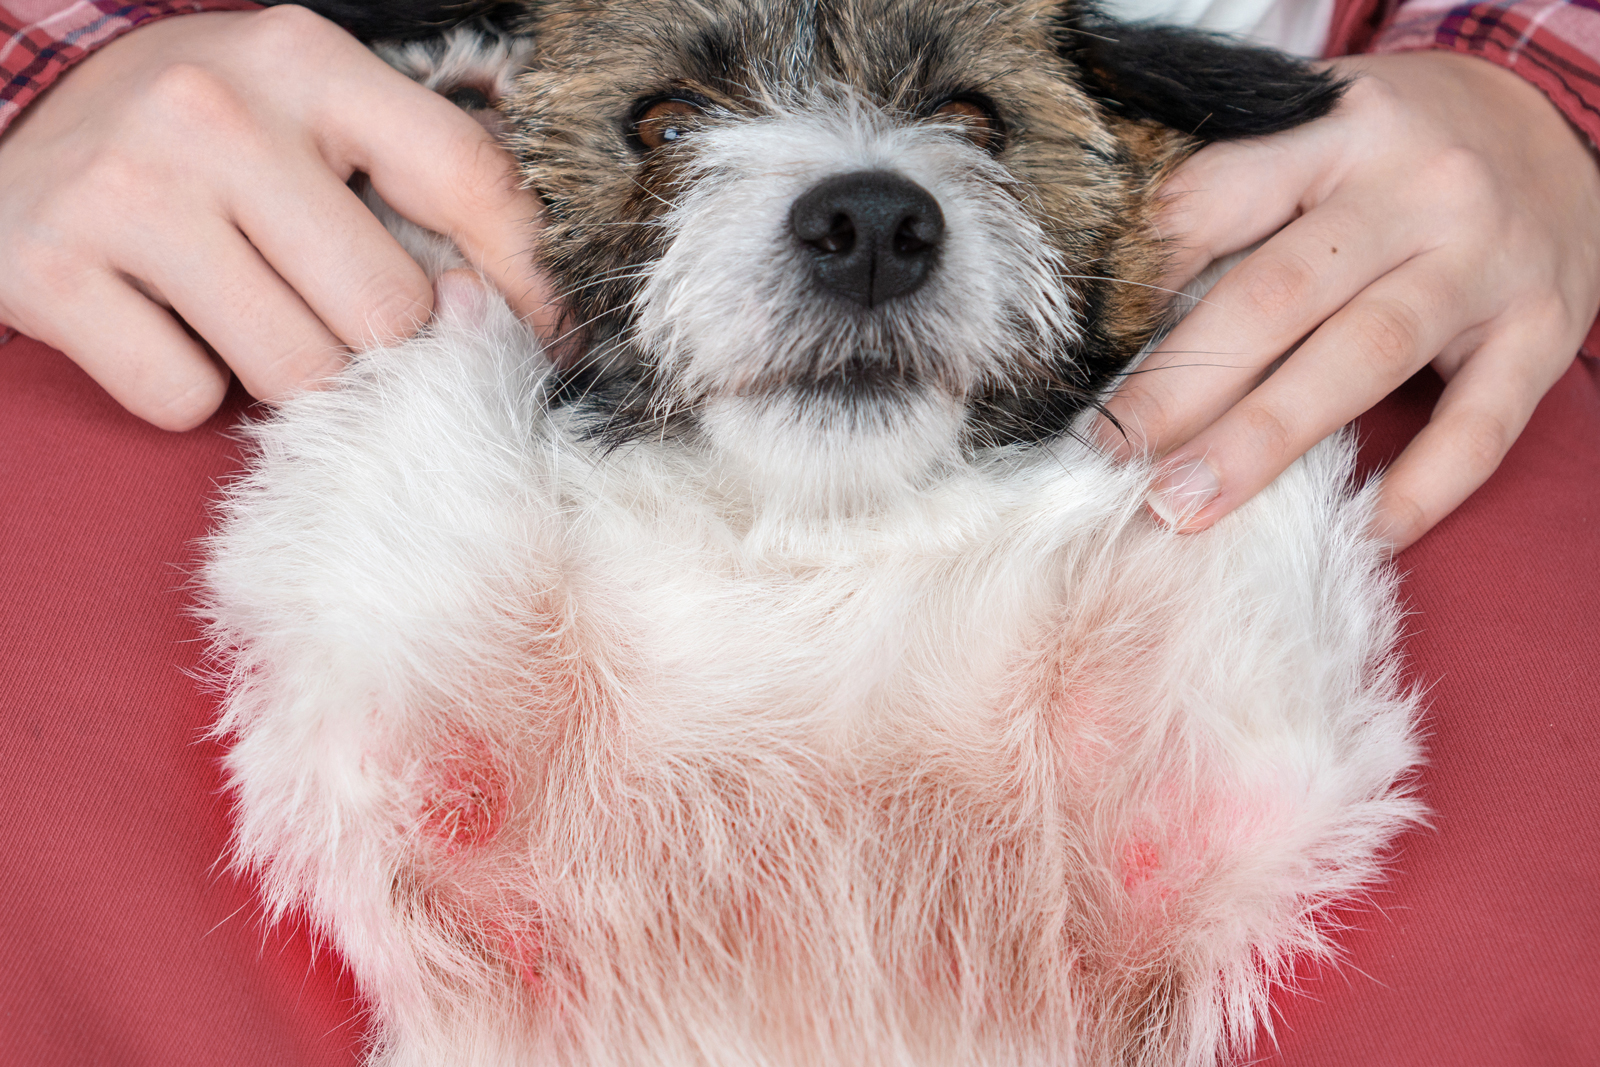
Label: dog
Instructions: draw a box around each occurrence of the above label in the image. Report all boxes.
[203,3,1424,1064]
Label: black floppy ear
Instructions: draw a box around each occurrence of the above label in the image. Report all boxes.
[1058,11,1346,141]
[259,0,522,40]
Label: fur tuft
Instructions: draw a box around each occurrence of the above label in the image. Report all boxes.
[1060,13,1347,140]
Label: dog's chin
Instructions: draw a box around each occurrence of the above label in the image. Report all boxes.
[698,384,965,517]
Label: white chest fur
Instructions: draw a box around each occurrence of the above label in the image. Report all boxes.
[204,291,1421,1067]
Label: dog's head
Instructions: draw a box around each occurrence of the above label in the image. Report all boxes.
[494,0,1338,499]
[353,0,1341,503]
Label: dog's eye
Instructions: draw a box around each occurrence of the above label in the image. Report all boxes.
[631,98,704,152]
[931,96,1003,153]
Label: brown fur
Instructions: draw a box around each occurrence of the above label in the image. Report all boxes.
[504,0,1194,442]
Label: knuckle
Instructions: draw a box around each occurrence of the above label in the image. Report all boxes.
[248,338,344,400]
[1235,251,1319,323]
[1422,146,1497,206]
[1237,401,1297,461]
[146,372,228,431]
[1110,385,1180,452]
[1447,408,1514,475]
[440,136,522,220]
[1376,488,1428,550]
[13,237,89,300]
[140,63,253,141]
[240,4,343,61]
[1339,73,1406,129]
[355,270,433,345]
[82,147,159,204]
[1533,290,1572,325]
[143,62,232,118]
[1349,298,1424,373]
[1525,290,1582,337]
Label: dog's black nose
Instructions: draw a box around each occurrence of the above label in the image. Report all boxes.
[790,170,944,308]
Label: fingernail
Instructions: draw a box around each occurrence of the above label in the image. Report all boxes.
[434,268,491,326]
[1145,459,1220,528]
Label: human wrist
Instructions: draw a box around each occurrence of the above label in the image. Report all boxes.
[0,0,263,139]
[1367,0,1600,152]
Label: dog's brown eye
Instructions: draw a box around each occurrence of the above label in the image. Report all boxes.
[931,97,1002,153]
[632,99,703,151]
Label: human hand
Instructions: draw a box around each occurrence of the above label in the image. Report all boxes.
[1097,50,1600,551]
[0,6,557,430]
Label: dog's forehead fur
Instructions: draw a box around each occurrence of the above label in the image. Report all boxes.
[506,0,1183,423]
[518,0,1104,119]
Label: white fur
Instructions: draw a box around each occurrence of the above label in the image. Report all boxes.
[204,288,1421,1067]
[202,25,1423,1067]
[373,30,535,102]
[636,93,1078,404]
[636,91,1079,510]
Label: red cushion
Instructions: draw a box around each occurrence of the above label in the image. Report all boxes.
[1260,355,1600,1067]
[2,334,1596,1065]
[0,339,361,1067]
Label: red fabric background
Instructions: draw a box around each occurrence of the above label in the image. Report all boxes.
[2,335,1597,1065]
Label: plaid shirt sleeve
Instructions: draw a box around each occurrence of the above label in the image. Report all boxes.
[0,0,262,137]
[1364,0,1600,355]
[1368,0,1600,149]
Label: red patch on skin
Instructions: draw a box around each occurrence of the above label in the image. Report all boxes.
[493,917,549,990]
[420,734,511,855]
[1121,837,1162,891]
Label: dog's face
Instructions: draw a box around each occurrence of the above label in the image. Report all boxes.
[496,0,1337,500]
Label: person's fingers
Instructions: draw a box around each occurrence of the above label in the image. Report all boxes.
[312,61,557,335]
[1153,127,1343,292]
[212,7,556,335]
[125,221,346,402]
[383,131,556,336]
[1142,251,1479,531]
[31,272,229,431]
[1373,332,1567,551]
[229,159,432,350]
[441,154,561,338]
[1101,188,1421,457]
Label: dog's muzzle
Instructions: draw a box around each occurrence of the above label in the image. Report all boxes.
[790,170,944,308]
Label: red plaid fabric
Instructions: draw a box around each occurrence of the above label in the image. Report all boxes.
[5,0,1596,146]
[1346,0,1600,149]
[0,0,260,136]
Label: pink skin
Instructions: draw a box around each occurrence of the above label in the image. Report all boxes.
[1119,835,1164,894]
[490,915,550,990]
[420,731,511,856]
[415,726,551,985]
[1100,51,1600,552]
[0,7,561,430]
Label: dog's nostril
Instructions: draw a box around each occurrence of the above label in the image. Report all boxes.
[894,219,932,255]
[812,213,856,255]
[790,170,944,308]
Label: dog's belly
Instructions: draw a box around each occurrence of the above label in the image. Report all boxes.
[385,561,1314,1064]
[203,306,1421,1066]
